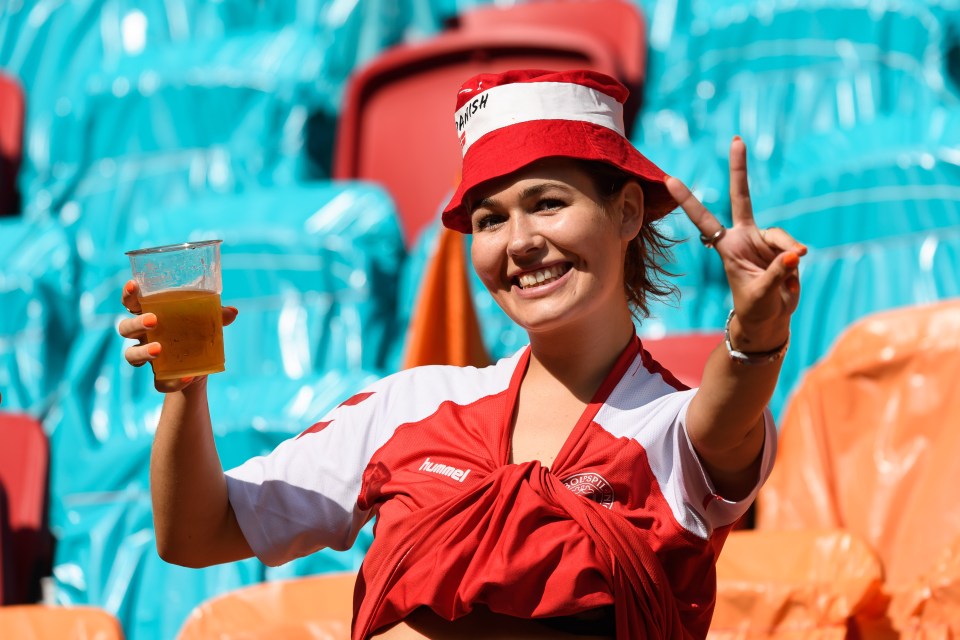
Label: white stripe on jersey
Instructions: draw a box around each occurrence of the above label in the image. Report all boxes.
[594,353,777,538]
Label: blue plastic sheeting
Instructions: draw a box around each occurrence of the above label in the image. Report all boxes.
[51,372,377,640]
[773,227,960,417]
[46,181,403,640]
[771,107,960,189]
[28,27,343,216]
[637,0,960,189]
[0,217,77,415]
[756,155,960,249]
[122,183,407,375]
[0,0,495,214]
[646,0,956,106]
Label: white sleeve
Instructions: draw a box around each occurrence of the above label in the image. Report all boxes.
[223,357,522,566]
[674,393,778,533]
[224,383,385,566]
[599,381,778,539]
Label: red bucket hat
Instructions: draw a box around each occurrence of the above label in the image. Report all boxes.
[441,69,677,233]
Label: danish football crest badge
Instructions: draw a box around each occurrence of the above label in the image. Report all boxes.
[562,472,615,509]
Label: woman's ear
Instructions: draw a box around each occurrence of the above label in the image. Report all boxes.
[619,181,644,241]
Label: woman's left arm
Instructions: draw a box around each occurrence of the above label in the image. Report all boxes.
[664,137,806,500]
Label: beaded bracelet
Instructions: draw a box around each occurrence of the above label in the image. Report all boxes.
[724,309,789,365]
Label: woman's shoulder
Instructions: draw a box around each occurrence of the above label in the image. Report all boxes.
[367,348,528,408]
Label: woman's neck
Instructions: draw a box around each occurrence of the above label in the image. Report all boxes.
[525,308,636,402]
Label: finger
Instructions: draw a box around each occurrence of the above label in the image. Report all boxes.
[754,250,802,296]
[117,313,157,340]
[664,175,724,240]
[125,342,162,367]
[759,227,807,256]
[785,275,800,295]
[729,136,755,227]
[222,306,239,327]
[122,280,143,314]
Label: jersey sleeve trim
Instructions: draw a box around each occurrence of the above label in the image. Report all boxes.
[675,401,778,532]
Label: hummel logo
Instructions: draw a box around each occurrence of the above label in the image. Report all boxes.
[419,457,471,483]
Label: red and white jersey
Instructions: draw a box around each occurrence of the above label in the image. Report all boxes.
[226,335,777,637]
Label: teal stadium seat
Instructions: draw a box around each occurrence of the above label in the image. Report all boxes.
[631,0,960,374]
[0,218,77,415]
[47,182,403,640]
[636,0,959,213]
[0,0,467,215]
[751,124,960,413]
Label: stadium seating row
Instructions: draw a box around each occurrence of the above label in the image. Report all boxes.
[1,0,959,638]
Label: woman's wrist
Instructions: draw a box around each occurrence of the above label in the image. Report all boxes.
[726,311,790,357]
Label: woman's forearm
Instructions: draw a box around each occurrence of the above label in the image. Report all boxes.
[150,377,253,567]
[686,314,789,498]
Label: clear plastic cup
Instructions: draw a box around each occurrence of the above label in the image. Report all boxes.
[126,240,225,380]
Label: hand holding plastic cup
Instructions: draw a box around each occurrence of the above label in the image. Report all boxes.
[126,240,226,380]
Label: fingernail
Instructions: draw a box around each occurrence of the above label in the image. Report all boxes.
[227,306,239,314]
[795,243,808,255]
[733,135,742,142]
[783,252,800,268]
[124,281,136,294]
[142,314,157,328]
[181,377,194,385]
[147,344,161,357]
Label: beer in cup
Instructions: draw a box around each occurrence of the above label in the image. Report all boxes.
[126,240,225,380]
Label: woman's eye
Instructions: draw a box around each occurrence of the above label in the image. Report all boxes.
[535,198,565,211]
[474,213,506,231]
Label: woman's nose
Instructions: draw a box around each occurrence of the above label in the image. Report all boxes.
[507,215,544,256]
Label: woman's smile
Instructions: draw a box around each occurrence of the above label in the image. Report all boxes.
[512,262,573,293]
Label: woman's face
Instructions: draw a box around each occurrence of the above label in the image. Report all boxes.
[469,158,643,337]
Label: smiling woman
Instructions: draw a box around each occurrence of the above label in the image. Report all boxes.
[117,69,805,640]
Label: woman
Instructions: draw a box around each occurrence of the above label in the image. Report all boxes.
[119,69,804,639]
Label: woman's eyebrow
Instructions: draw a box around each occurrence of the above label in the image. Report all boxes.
[518,182,572,200]
[471,196,498,214]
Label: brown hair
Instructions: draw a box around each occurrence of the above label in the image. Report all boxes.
[575,160,679,319]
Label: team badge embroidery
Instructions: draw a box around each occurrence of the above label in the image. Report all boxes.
[562,472,615,509]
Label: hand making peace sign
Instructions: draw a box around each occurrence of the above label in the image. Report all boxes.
[664,137,807,352]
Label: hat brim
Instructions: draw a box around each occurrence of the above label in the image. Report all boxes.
[441,120,678,233]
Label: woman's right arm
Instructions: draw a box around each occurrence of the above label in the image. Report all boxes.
[119,281,252,568]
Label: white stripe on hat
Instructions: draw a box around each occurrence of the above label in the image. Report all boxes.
[454,81,625,156]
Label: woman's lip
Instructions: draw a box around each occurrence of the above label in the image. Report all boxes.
[510,261,570,280]
[511,265,573,298]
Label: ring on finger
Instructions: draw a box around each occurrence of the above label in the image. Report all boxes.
[699,226,726,249]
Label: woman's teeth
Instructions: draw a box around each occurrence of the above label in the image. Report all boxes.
[517,265,568,289]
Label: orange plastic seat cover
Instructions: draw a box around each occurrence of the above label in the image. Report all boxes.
[710,529,886,639]
[758,300,960,588]
[0,605,125,639]
[890,534,960,639]
[177,572,356,640]
[403,226,490,369]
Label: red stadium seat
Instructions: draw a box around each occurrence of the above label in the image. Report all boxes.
[642,332,723,389]
[0,485,10,604]
[0,413,51,604]
[0,71,24,215]
[459,0,648,128]
[333,11,624,247]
